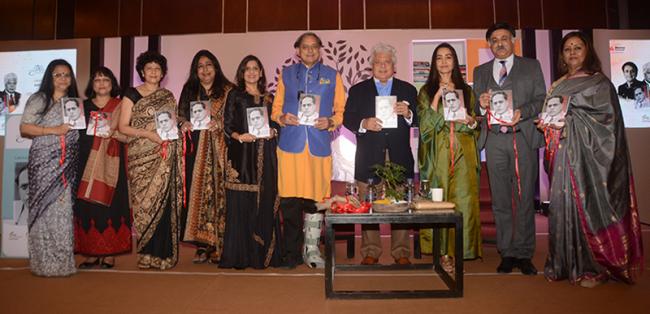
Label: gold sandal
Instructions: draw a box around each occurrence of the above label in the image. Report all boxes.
[441,255,455,274]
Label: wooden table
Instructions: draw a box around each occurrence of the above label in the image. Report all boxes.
[324,210,463,299]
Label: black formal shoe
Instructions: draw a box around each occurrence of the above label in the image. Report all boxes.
[281,256,299,269]
[496,257,517,273]
[518,258,538,275]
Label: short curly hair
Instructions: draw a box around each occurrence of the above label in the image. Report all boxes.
[135,50,168,82]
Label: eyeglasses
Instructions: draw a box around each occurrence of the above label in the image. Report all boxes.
[53,72,71,79]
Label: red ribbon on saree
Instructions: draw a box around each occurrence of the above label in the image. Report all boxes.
[76,98,121,206]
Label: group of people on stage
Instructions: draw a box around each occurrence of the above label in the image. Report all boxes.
[19,23,642,288]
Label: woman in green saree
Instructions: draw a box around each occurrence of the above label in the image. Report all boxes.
[417,43,482,270]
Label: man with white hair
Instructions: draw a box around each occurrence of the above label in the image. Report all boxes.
[343,42,417,265]
[0,73,21,113]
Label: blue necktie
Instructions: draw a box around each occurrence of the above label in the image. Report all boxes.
[498,60,508,86]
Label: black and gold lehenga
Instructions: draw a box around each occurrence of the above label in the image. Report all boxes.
[124,87,183,270]
[219,89,283,269]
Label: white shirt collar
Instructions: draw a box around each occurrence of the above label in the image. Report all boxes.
[494,54,515,66]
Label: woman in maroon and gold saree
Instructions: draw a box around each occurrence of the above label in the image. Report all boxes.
[75,67,131,269]
[119,51,183,270]
[540,32,643,288]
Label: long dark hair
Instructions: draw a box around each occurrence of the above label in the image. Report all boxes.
[182,50,232,101]
[38,59,79,112]
[422,43,471,112]
[235,55,267,94]
[557,31,602,77]
[84,66,121,99]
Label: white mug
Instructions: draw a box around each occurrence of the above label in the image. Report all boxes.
[430,188,444,202]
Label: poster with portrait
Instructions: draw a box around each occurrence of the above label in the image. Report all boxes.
[488,90,513,125]
[609,40,650,128]
[0,48,77,136]
[190,101,211,130]
[540,95,569,128]
[298,93,319,126]
[2,115,30,257]
[61,97,86,129]
[246,107,271,138]
[442,89,467,121]
[375,95,397,128]
[155,110,179,140]
[86,111,111,137]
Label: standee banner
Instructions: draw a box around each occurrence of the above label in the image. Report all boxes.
[609,40,650,128]
[2,115,30,257]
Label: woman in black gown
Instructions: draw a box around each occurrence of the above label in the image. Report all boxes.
[220,55,283,269]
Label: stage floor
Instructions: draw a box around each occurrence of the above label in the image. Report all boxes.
[1,223,649,314]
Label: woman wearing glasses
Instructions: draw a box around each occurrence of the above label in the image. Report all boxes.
[19,59,80,277]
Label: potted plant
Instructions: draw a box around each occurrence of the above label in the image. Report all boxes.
[372,161,409,212]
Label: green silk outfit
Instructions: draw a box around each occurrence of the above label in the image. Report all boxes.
[417,86,482,259]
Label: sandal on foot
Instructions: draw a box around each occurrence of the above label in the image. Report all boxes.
[441,255,455,274]
[192,248,208,264]
[100,257,115,269]
[79,258,100,269]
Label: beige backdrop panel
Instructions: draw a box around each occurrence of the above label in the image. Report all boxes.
[161,29,489,97]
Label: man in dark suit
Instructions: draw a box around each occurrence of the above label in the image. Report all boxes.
[343,43,417,265]
[617,62,643,100]
[473,22,546,275]
[0,73,21,113]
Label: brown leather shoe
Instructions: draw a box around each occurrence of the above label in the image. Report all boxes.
[361,256,379,265]
[395,257,411,265]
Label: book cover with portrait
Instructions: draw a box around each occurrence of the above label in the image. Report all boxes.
[61,97,86,129]
[298,93,320,126]
[246,107,271,138]
[189,100,211,130]
[488,90,513,125]
[540,95,570,128]
[155,110,179,140]
[86,111,111,137]
[442,89,467,121]
[375,95,397,128]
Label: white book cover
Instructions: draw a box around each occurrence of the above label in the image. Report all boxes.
[488,90,513,125]
[61,97,86,129]
[375,95,397,128]
[190,100,211,130]
[155,110,179,140]
[247,107,271,138]
[540,95,569,128]
[86,111,111,137]
[298,93,320,126]
[442,89,467,121]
